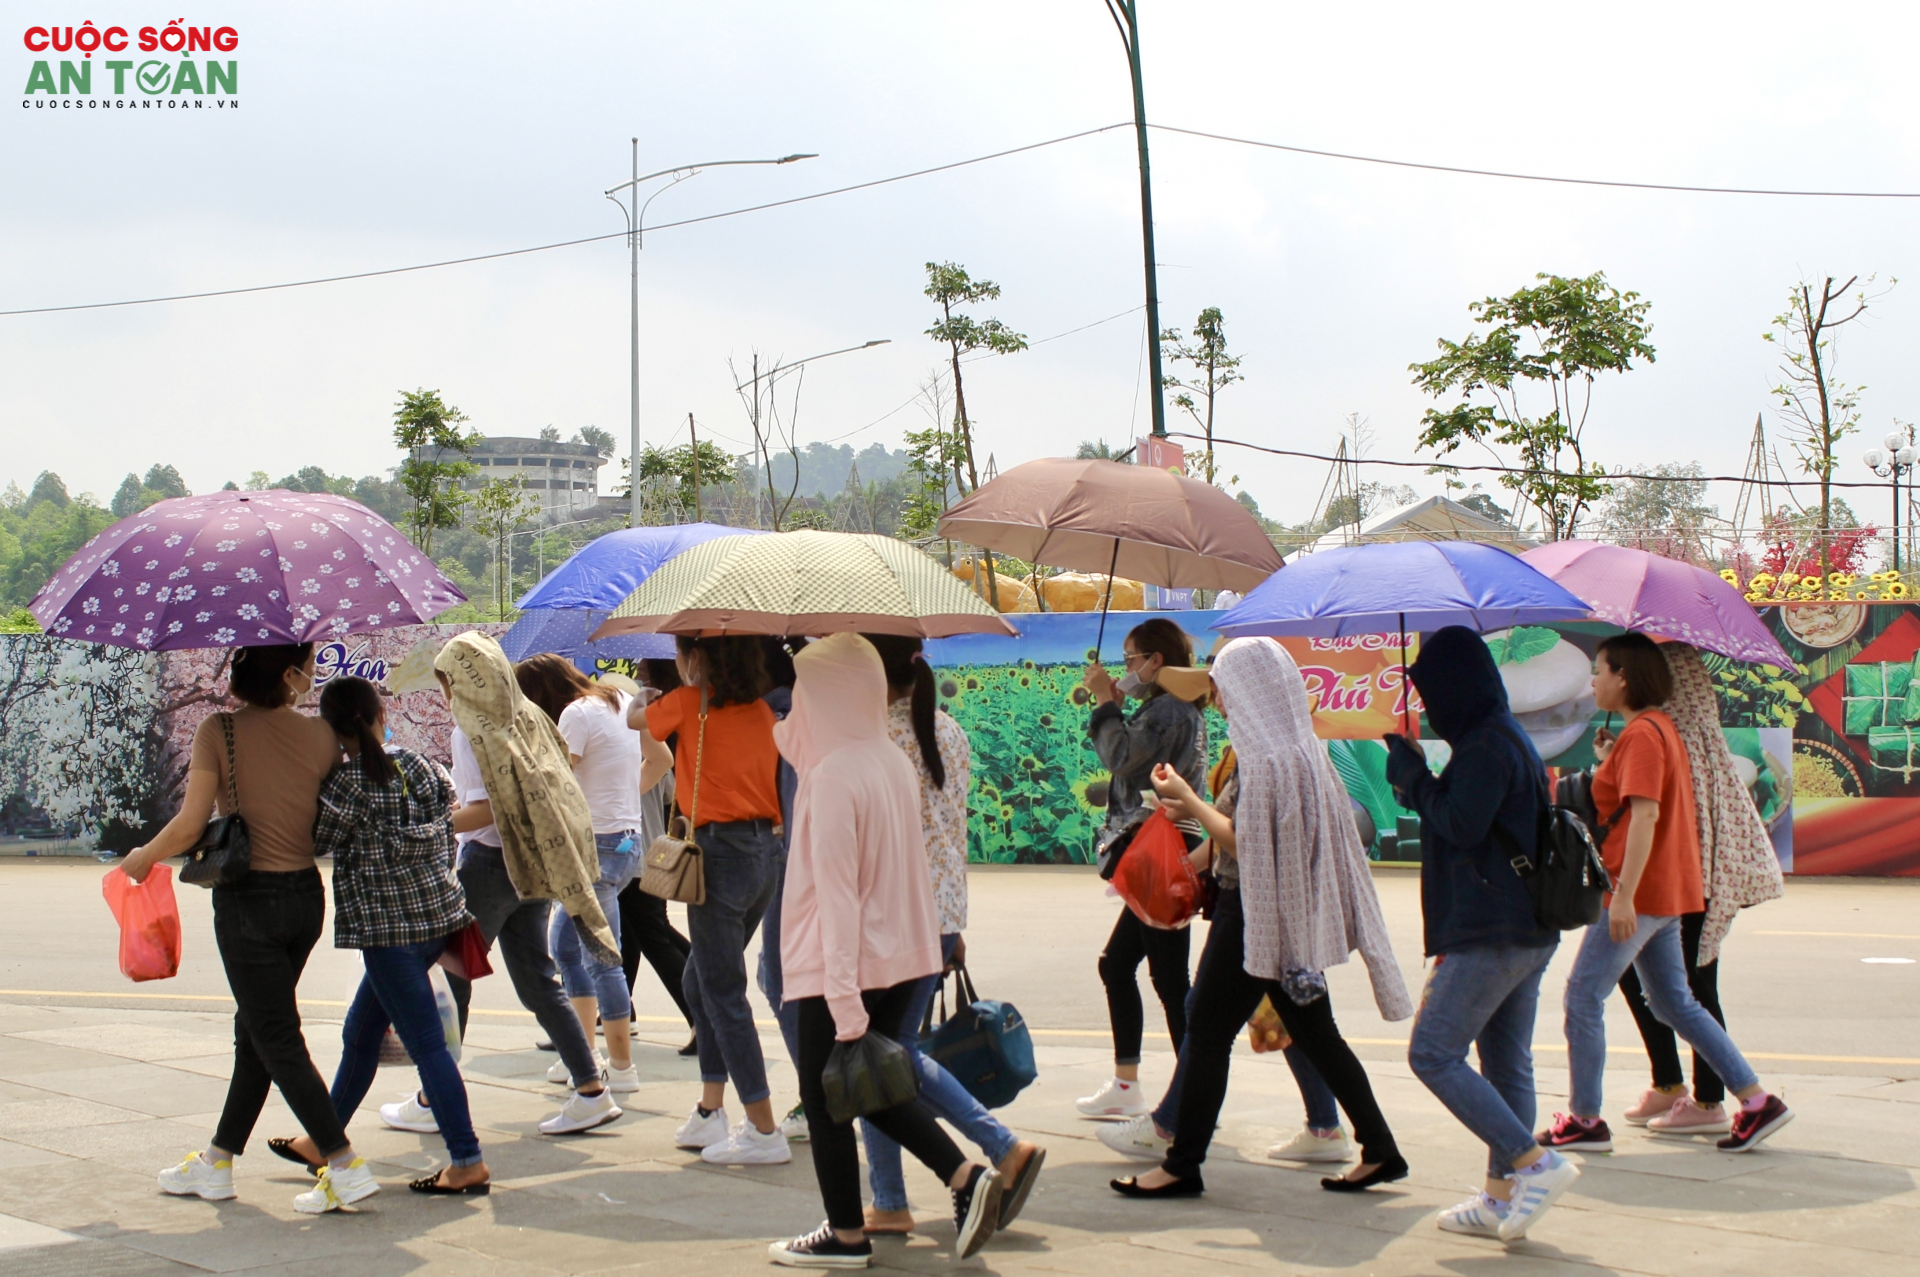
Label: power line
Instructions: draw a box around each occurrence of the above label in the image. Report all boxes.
[1151,124,1920,199]
[1178,431,1901,491]
[0,124,1132,319]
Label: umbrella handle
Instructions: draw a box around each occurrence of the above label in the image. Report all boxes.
[1092,537,1122,663]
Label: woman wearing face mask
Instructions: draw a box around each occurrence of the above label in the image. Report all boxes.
[1076,619,1206,1119]
[121,644,380,1213]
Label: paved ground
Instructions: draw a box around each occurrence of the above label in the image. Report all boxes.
[1,860,1917,1275]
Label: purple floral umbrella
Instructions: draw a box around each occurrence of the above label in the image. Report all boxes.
[29,490,466,651]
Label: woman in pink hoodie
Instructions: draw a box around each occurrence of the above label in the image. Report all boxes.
[769,633,1004,1269]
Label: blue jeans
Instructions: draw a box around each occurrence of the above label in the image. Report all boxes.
[330,936,483,1167]
[1564,914,1758,1118]
[755,852,804,1070]
[1152,951,1340,1135]
[862,934,1018,1211]
[1408,942,1556,1177]
[551,833,642,1022]
[684,819,782,1105]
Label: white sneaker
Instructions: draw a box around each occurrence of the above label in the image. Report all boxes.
[1498,1151,1580,1241]
[1267,1125,1355,1163]
[700,1120,792,1165]
[673,1104,730,1149]
[1097,1114,1169,1161]
[1437,1191,1509,1238]
[379,1093,439,1134]
[157,1150,235,1201]
[780,1102,811,1143]
[1076,1077,1150,1118]
[605,1063,641,1094]
[548,1052,605,1085]
[292,1159,380,1213]
[540,1087,623,1135]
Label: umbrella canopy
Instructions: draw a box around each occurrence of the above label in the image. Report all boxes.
[593,530,1017,639]
[29,491,464,650]
[1215,541,1593,638]
[1521,541,1795,667]
[503,523,762,665]
[936,456,1282,592]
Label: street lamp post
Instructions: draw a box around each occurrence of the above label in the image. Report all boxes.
[735,340,891,530]
[1103,0,1167,438]
[1863,426,1918,575]
[604,145,816,526]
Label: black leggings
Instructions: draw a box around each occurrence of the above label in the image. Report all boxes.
[1098,907,1191,1066]
[1165,888,1398,1180]
[1618,910,1725,1104]
[618,880,692,1025]
[796,982,966,1233]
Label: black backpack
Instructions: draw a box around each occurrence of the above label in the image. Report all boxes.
[1487,723,1618,932]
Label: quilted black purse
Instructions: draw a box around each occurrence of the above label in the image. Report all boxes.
[180,713,252,888]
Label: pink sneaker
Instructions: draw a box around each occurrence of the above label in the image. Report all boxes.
[1648,1096,1733,1137]
[1622,1088,1686,1127]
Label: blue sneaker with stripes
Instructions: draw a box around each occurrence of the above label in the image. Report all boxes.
[1498,1150,1579,1241]
[1437,1191,1508,1238]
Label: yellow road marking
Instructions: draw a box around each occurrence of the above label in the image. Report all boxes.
[1753,930,1920,941]
[6,989,1919,1067]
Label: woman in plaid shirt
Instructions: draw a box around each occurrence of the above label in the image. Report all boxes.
[275,676,490,1197]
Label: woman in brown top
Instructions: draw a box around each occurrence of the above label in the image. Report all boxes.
[121,643,381,1214]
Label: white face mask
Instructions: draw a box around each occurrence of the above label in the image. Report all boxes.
[1115,671,1146,698]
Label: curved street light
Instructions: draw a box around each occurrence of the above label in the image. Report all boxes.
[1864,426,1919,574]
[604,145,817,525]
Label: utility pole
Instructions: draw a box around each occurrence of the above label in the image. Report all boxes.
[688,412,702,523]
[1105,0,1167,437]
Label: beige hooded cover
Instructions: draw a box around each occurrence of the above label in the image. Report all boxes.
[434,632,618,965]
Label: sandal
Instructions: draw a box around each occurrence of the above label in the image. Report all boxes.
[267,1137,324,1177]
[409,1172,491,1195]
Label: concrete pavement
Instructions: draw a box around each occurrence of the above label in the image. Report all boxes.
[1,860,1917,1275]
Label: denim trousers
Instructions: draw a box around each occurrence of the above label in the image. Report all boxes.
[754,851,804,1068]
[551,834,642,1022]
[1407,942,1556,1177]
[455,843,600,1088]
[210,869,349,1158]
[1619,910,1726,1103]
[330,936,483,1167]
[683,819,782,1104]
[862,934,1018,1211]
[1564,913,1758,1118]
[1152,935,1340,1135]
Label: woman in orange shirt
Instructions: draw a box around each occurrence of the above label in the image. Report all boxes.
[630,635,791,1167]
[1539,633,1793,1156]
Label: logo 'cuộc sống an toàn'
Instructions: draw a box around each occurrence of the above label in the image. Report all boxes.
[22,21,238,106]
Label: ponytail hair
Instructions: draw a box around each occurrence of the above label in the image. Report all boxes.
[318,676,397,788]
[863,633,946,790]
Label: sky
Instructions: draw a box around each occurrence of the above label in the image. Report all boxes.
[6,1,1920,532]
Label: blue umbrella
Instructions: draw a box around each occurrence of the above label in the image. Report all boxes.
[502,522,765,665]
[1214,541,1593,638]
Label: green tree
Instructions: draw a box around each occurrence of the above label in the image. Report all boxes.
[391,388,481,556]
[1411,271,1655,541]
[0,477,113,609]
[538,424,562,442]
[1594,461,1719,563]
[244,470,272,491]
[924,261,1027,495]
[901,422,966,542]
[635,440,735,516]
[1765,274,1890,575]
[26,472,69,512]
[1075,439,1118,460]
[468,475,540,620]
[1161,306,1243,485]
[573,425,617,456]
[142,465,188,500]
[109,474,145,518]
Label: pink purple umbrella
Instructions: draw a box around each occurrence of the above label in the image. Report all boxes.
[29,491,466,651]
[1520,540,1794,667]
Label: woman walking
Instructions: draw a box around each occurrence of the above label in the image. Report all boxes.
[618,658,695,1055]
[770,634,1004,1268]
[1112,638,1412,1199]
[1387,626,1577,1242]
[1541,632,1794,1156]
[1617,643,1785,1136]
[122,644,378,1212]
[633,635,790,1165]
[1078,619,1206,1118]
[857,635,1045,1238]
[273,676,490,1197]
[515,654,665,1094]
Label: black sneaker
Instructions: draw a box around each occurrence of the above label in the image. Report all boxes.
[768,1222,873,1269]
[951,1164,1003,1259]
[1537,1112,1613,1153]
[1718,1094,1794,1152]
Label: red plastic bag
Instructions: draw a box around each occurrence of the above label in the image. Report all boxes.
[1112,809,1201,929]
[102,863,182,982]
[435,919,494,981]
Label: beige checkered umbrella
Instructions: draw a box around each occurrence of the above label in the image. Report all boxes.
[590,530,1016,639]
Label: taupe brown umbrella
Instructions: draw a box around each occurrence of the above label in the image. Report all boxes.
[938,456,1283,655]
[590,530,1016,639]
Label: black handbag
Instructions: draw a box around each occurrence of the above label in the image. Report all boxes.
[1487,723,1616,932]
[180,713,252,889]
[820,1030,919,1124]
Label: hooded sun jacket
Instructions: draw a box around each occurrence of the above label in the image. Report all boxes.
[1388,626,1558,957]
[775,633,943,1040]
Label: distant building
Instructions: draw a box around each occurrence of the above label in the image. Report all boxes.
[453,437,609,520]
[1284,494,1537,563]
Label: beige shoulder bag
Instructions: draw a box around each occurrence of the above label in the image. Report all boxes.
[639,689,707,905]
